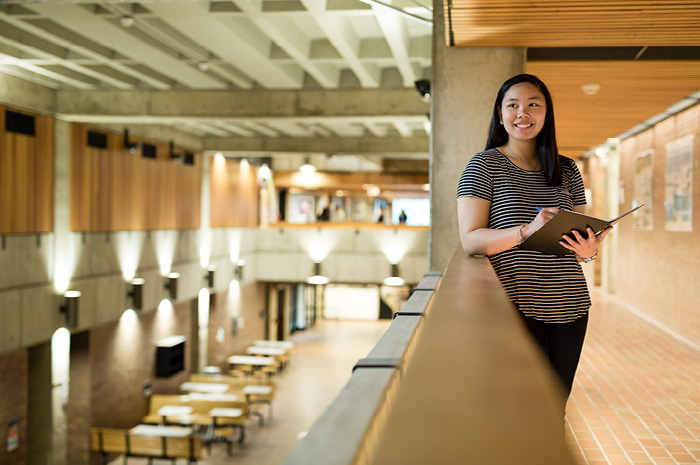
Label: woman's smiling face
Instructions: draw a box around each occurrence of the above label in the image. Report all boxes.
[498,82,547,142]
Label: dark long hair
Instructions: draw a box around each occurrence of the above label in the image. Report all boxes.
[485,74,561,186]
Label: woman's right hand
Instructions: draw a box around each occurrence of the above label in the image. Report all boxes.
[521,207,558,240]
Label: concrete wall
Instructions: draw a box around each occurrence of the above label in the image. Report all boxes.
[0,226,426,356]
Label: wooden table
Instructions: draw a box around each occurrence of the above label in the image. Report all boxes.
[180,381,230,394]
[246,346,285,356]
[188,392,239,402]
[207,407,246,455]
[243,385,274,425]
[243,385,273,396]
[254,340,295,349]
[228,355,275,367]
[157,405,193,425]
[130,424,193,437]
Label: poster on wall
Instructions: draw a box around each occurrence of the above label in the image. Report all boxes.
[664,136,694,231]
[7,417,18,452]
[287,194,316,224]
[633,150,654,230]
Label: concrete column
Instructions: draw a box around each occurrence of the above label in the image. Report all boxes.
[429,0,525,271]
[197,155,211,371]
[603,144,620,294]
[54,120,71,245]
[27,343,53,465]
[26,119,74,465]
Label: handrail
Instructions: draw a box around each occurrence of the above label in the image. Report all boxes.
[283,248,576,465]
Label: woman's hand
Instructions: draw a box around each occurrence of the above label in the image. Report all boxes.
[559,225,613,260]
[520,207,559,240]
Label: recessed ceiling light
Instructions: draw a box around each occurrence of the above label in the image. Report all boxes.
[120,16,135,28]
[581,82,601,95]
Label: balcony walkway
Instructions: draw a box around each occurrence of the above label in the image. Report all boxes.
[110,290,700,465]
[566,292,700,465]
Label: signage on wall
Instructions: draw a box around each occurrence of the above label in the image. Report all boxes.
[7,417,19,452]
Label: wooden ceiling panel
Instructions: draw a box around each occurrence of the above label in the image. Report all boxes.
[527,61,700,156]
[446,1,700,47]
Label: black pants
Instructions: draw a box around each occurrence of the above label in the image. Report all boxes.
[517,311,588,410]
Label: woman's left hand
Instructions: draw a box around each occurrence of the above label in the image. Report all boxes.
[559,225,613,260]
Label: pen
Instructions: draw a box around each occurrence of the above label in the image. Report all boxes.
[536,206,542,212]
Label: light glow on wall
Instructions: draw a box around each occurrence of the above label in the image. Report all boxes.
[258,163,271,182]
[376,230,415,264]
[155,230,177,275]
[198,288,210,327]
[116,232,144,281]
[228,280,241,314]
[116,308,142,361]
[51,327,71,405]
[302,229,336,262]
[198,288,211,369]
[199,228,212,268]
[119,308,138,323]
[227,229,242,263]
[155,299,174,330]
[52,232,81,294]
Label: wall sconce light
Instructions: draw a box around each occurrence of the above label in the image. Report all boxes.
[60,291,81,328]
[165,273,180,300]
[581,81,601,95]
[169,140,184,163]
[234,260,245,281]
[129,278,145,310]
[383,263,405,286]
[123,128,139,154]
[205,265,216,288]
[307,262,330,285]
[299,157,316,174]
[120,15,135,28]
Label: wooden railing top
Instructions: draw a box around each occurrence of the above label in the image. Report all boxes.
[283,248,575,465]
[370,250,575,464]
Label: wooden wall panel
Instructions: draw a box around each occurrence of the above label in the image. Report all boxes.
[209,157,259,228]
[0,105,53,235]
[70,124,201,232]
[0,108,9,233]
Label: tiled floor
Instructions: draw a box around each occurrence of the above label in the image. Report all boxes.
[110,292,700,465]
[108,319,391,465]
[566,292,700,465]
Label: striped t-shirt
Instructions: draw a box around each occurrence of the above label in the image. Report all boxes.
[456,148,590,323]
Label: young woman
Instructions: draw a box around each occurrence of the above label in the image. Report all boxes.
[456,74,612,413]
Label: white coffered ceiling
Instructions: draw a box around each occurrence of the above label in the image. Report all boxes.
[0,0,432,159]
[1,0,700,166]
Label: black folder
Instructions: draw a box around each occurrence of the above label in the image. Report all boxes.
[519,204,644,257]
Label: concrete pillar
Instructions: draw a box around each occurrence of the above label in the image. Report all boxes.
[603,143,620,294]
[54,120,71,248]
[197,155,211,371]
[26,119,74,465]
[429,0,525,271]
[27,343,53,465]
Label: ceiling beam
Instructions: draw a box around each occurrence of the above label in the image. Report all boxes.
[54,88,428,118]
[203,135,428,155]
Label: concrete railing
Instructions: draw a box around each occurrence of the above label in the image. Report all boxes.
[282,248,577,465]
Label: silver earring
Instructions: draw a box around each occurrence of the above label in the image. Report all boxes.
[499,121,503,125]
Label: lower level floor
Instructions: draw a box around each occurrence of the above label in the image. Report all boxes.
[107,289,700,465]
